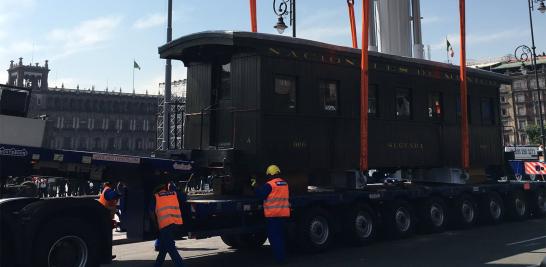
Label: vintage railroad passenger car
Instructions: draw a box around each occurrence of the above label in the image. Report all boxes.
[159,31,509,192]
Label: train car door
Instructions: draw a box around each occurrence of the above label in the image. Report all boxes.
[210,62,233,148]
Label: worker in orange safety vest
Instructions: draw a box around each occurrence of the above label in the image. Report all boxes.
[151,183,185,267]
[251,164,290,263]
[98,182,120,220]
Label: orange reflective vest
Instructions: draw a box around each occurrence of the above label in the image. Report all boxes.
[155,190,183,229]
[98,186,117,209]
[264,178,290,218]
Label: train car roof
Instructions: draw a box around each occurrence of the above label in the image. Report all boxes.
[159,30,511,84]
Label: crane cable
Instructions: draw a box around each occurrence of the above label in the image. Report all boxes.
[347,0,358,48]
[250,0,258,32]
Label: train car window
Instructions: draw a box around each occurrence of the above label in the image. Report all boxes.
[274,75,297,112]
[319,80,338,112]
[427,92,443,120]
[396,88,412,119]
[456,95,472,123]
[480,97,495,125]
[219,63,231,99]
[369,85,377,117]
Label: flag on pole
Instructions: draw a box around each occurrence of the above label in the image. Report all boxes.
[133,60,141,70]
[446,39,455,58]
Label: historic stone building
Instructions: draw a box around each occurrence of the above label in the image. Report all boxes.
[6,58,158,156]
[472,55,546,145]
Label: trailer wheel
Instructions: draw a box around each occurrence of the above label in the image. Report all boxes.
[221,232,267,249]
[452,194,478,228]
[344,204,377,246]
[384,200,415,238]
[479,192,504,224]
[418,197,448,233]
[297,208,333,252]
[33,219,99,267]
[530,189,546,218]
[507,191,529,220]
[1,225,14,267]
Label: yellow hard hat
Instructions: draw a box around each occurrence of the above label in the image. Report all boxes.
[266,165,281,176]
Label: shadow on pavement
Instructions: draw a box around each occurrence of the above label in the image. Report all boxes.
[105,219,546,267]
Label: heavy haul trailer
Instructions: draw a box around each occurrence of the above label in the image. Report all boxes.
[1,31,546,267]
[158,31,546,249]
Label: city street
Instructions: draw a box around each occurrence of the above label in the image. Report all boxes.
[106,218,546,267]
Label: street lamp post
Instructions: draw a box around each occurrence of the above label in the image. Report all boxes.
[273,0,296,37]
[515,45,545,146]
[517,0,546,146]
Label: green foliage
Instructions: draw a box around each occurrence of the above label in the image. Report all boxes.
[525,124,546,145]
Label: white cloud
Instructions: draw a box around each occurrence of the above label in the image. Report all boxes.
[47,16,123,59]
[133,13,166,30]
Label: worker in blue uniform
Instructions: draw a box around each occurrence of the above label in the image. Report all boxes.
[252,165,290,264]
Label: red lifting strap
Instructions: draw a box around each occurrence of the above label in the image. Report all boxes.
[360,0,370,171]
[347,0,358,48]
[250,0,257,32]
[459,0,470,169]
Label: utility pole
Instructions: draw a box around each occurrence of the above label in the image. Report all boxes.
[163,0,173,150]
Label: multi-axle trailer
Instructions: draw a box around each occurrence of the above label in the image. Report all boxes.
[1,32,546,267]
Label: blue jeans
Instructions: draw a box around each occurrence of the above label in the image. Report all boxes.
[267,217,287,263]
[154,224,185,267]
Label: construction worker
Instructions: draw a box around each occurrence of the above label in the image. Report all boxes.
[151,183,185,267]
[252,164,290,264]
[98,181,120,220]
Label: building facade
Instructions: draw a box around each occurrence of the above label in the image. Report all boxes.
[475,55,546,145]
[7,59,158,156]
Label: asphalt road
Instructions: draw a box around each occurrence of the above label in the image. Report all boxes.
[104,218,546,267]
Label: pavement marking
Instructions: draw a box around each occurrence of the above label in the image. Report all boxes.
[506,235,546,246]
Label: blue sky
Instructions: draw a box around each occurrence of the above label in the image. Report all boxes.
[0,0,545,94]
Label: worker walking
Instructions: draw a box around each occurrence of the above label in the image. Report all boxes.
[151,183,185,267]
[98,181,121,220]
[252,165,290,264]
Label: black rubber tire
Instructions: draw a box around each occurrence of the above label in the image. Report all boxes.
[344,204,377,246]
[506,191,529,221]
[479,192,504,224]
[1,224,14,267]
[418,197,448,233]
[383,200,415,239]
[33,218,99,267]
[220,234,240,248]
[452,194,479,228]
[530,189,546,218]
[296,208,333,253]
[221,232,267,249]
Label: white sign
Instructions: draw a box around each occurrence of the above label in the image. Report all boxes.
[505,146,538,160]
[92,153,140,164]
[173,162,192,171]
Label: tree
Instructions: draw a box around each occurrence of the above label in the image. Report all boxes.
[525,124,545,145]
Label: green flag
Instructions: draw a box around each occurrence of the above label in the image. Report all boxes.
[446,39,454,58]
[134,60,141,70]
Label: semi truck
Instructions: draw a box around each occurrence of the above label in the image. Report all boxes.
[1,31,546,267]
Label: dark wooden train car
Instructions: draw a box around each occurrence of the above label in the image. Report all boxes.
[159,31,510,190]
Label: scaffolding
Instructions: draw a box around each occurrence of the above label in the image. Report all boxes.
[157,79,186,150]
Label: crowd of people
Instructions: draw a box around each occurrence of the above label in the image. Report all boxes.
[32,177,100,198]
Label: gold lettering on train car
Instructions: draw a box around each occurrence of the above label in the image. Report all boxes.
[269,48,281,55]
[386,142,424,150]
[345,59,355,66]
[399,67,408,73]
[289,50,298,58]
